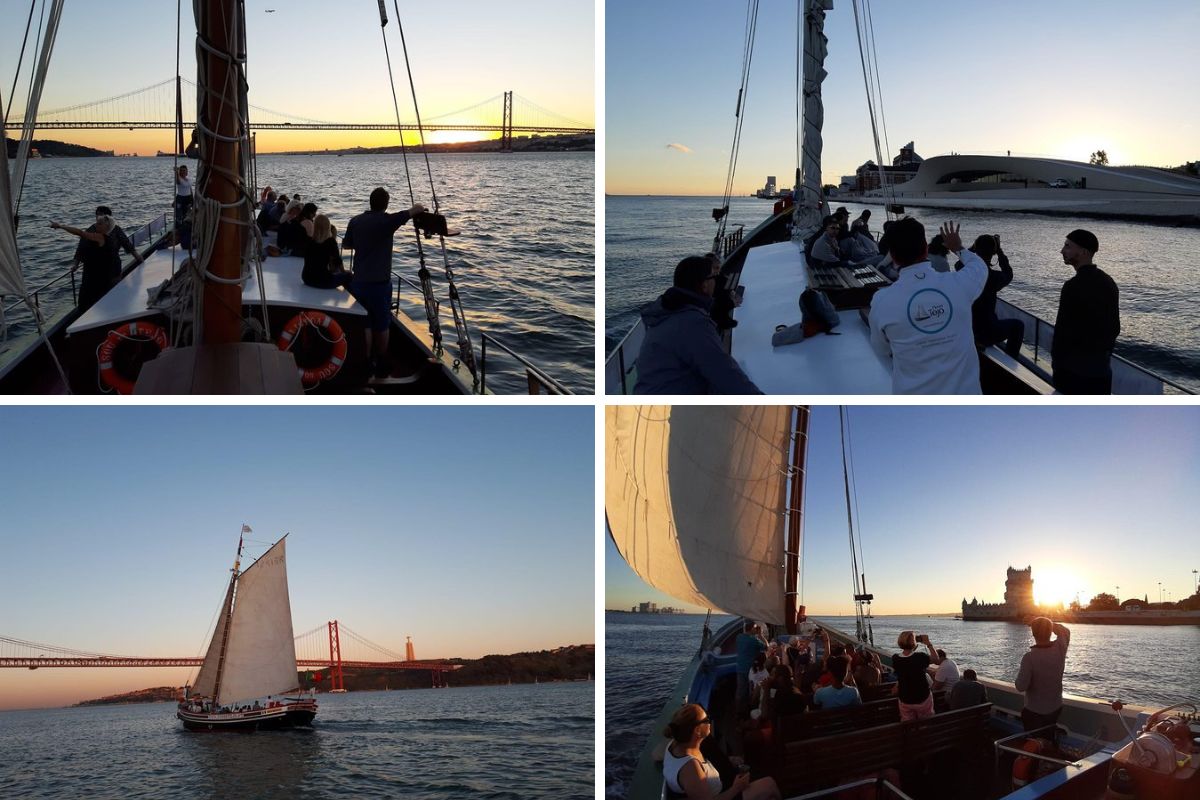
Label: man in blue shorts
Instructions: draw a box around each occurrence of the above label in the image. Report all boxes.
[343,187,426,378]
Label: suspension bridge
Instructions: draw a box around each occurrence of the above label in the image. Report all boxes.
[0,620,461,690]
[13,78,594,141]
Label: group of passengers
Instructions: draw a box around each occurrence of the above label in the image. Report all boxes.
[632,205,1121,395]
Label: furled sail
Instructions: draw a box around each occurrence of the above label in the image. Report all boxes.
[606,406,792,623]
[191,578,234,698]
[793,0,834,238]
[215,537,299,705]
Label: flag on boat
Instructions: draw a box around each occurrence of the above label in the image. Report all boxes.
[241,524,252,533]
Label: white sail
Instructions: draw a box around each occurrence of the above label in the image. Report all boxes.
[605,406,792,623]
[217,537,299,705]
[793,0,834,238]
[191,579,234,698]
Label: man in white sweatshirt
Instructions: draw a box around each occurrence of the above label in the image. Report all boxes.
[868,219,987,393]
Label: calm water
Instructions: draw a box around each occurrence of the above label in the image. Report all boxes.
[9,152,594,393]
[605,196,1200,391]
[0,682,593,799]
[604,611,1200,799]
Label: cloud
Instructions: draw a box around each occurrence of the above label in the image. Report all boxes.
[666,143,692,154]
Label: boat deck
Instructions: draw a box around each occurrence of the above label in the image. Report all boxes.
[731,240,892,393]
[67,246,365,336]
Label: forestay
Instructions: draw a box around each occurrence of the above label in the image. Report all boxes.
[606,406,791,623]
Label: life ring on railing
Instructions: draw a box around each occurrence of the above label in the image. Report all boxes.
[277,310,348,388]
[97,320,170,394]
[1012,738,1054,788]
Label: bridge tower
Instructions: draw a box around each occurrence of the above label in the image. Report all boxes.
[405,635,415,662]
[327,620,345,692]
[501,91,514,152]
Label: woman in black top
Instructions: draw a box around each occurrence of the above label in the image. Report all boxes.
[302,215,353,289]
[50,217,121,312]
[892,630,942,721]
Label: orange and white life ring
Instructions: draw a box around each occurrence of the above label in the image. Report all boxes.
[97,320,170,394]
[277,310,348,387]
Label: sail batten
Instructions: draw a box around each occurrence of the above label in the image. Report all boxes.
[606,406,791,623]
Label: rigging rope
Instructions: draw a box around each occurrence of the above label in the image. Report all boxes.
[716,0,760,250]
[863,0,898,215]
[377,0,478,380]
[4,0,39,129]
[838,407,869,643]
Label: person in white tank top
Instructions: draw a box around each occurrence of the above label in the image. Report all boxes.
[661,704,781,800]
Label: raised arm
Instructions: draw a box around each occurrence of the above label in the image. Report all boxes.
[1052,622,1070,653]
[50,222,105,245]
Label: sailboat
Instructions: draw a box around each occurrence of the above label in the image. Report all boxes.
[604,0,1191,396]
[177,529,316,731]
[0,0,569,395]
[605,406,1198,799]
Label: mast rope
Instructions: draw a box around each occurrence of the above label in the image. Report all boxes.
[715,0,760,250]
[376,1,478,380]
[3,0,39,129]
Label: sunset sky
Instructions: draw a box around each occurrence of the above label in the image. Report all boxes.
[607,406,1200,616]
[0,406,593,711]
[607,0,1200,195]
[1,0,593,155]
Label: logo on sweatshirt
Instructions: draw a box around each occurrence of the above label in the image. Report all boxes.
[907,289,952,334]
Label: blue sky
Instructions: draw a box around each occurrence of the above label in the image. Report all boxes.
[0,405,593,709]
[607,406,1200,616]
[607,0,1200,194]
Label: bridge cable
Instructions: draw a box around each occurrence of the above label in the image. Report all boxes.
[3,0,39,129]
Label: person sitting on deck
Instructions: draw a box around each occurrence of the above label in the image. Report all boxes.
[891,631,943,721]
[949,668,989,710]
[852,209,873,239]
[663,704,781,800]
[867,219,988,394]
[273,200,309,257]
[763,664,807,722]
[633,256,763,395]
[809,216,847,267]
[299,202,319,239]
[303,215,353,290]
[256,189,278,234]
[748,652,770,717]
[813,656,862,709]
[852,649,882,691]
[734,621,769,717]
[342,187,427,379]
[955,234,1025,357]
[926,234,951,273]
[932,648,961,692]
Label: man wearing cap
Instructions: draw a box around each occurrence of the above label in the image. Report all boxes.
[634,255,763,394]
[1052,229,1120,393]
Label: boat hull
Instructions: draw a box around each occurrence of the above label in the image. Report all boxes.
[177,701,317,732]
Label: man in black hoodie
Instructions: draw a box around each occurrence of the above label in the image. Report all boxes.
[634,256,762,394]
[1052,229,1120,393]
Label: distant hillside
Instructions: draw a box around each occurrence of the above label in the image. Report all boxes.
[72,644,594,706]
[5,137,113,158]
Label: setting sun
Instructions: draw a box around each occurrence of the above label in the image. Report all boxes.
[1033,568,1082,608]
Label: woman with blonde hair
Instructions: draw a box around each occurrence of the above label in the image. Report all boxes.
[892,630,942,721]
[663,703,780,800]
[302,214,353,289]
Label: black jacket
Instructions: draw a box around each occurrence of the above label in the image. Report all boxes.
[1052,264,1120,376]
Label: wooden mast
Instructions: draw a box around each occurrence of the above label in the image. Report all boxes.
[784,405,810,634]
[197,0,243,345]
[210,532,244,705]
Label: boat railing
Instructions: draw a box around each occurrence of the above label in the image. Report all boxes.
[993,724,1083,771]
[995,298,1194,394]
[717,224,745,258]
[1,212,170,345]
[392,273,571,395]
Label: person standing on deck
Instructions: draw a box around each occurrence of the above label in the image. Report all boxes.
[342,187,425,379]
[891,631,943,721]
[868,219,987,394]
[1052,230,1119,394]
[734,621,769,717]
[634,256,763,394]
[50,217,121,312]
[1016,618,1070,733]
[73,206,141,276]
[174,166,193,246]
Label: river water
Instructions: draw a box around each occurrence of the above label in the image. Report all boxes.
[605,195,1200,392]
[0,681,592,799]
[604,611,1200,799]
[8,152,594,394]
